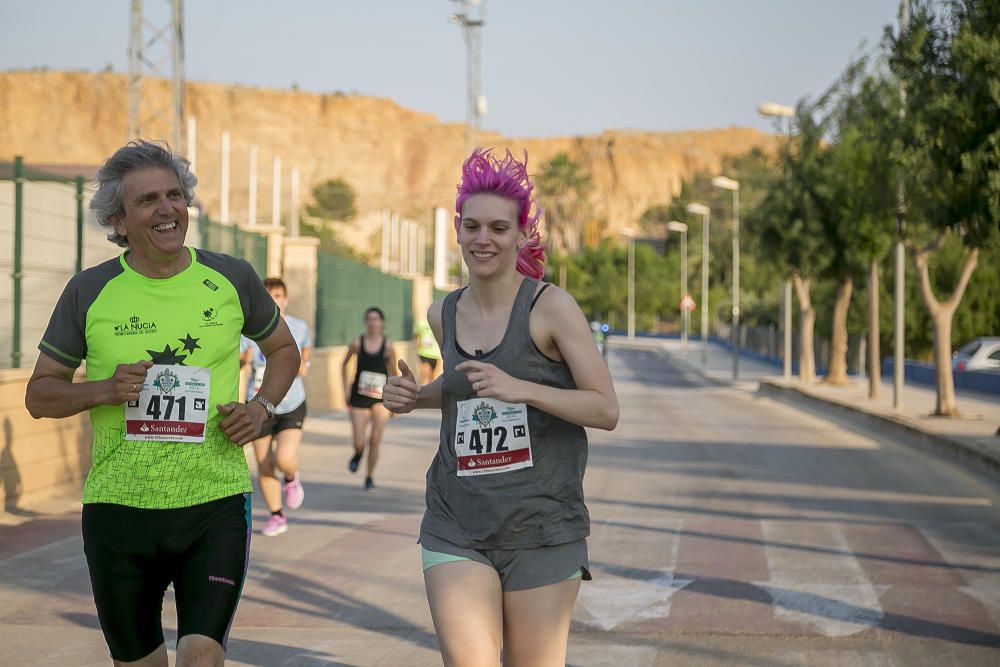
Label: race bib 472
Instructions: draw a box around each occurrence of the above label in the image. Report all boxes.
[454,398,532,477]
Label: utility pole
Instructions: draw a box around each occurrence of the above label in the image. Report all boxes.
[127,0,186,151]
[450,0,487,154]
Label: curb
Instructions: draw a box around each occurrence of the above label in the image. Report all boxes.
[756,380,1000,482]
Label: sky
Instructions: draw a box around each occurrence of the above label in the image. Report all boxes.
[1,1,902,138]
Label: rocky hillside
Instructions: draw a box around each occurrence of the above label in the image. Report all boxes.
[1,71,775,242]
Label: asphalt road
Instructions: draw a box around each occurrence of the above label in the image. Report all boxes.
[1,339,998,665]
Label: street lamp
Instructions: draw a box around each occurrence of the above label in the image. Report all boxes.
[686,202,710,364]
[666,221,689,351]
[712,176,740,380]
[758,101,795,380]
[621,228,638,341]
[757,101,795,120]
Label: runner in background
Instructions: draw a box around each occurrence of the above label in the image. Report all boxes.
[414,318,442,385]
[241,277,312,537]
[342,307,396,490]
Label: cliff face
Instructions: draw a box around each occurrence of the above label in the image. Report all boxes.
[0,71,775,240]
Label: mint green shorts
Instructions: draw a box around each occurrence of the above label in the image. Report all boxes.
[419,532,591,592]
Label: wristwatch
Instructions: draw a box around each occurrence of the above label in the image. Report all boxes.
[250,394,275,419]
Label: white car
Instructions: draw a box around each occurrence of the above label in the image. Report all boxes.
[952,337,1000,372]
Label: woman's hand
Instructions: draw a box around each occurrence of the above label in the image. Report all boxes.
[455,360,526,403]
[383,359,419,414]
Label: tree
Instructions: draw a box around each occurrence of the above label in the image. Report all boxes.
[306,178,357,222]
[535,153,592,256]
[638,204,672,255]
[888,0,1000,415]
[299,178,366,260]
[748,107,832,384]
[833,77,897,395]
[643,149,779,338]
[554,239,674,333]
[813,63,898,387]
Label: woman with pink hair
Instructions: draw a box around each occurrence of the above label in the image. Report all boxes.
[384,147,619,665]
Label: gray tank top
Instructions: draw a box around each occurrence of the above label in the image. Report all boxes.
[420,278,590,549]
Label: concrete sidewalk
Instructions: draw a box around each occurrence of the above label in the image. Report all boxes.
[650,336,1000,481]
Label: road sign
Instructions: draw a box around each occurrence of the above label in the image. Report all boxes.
[680,294,696,311]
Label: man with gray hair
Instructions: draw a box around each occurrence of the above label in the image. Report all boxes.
[25,140,300,666]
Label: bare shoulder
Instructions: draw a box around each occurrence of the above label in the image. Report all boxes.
[428,298,445,339]
[533,283,583,319]
[428,298,444,326]
[529,284,588,361]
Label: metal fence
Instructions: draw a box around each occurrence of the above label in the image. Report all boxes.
[1,158,271,370]
[315,252,413,347]
[197,213,268,277]
[0,159,121,370]
[715,321,866,376]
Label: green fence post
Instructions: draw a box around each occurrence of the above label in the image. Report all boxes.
[12,156,24,368]
[75,176,84,274]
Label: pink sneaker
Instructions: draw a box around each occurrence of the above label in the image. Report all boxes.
[261,513,287,537]
[283,474,304,510]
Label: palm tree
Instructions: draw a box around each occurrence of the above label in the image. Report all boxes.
[535,153,592,256]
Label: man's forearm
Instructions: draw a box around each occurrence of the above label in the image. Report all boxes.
[257,344,300,405]
[26,376,110,419]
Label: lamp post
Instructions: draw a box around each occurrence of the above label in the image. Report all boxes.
[686,202,710,364]
[449,0,486,154]
[621,228,637,341]
[667,221,689,351]
[712,176,740,380]
[758,101,795,380]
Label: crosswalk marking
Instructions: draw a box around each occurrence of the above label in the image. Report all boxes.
[760,522,884,636]
[916,522,1000,627]
[576,519,692,631]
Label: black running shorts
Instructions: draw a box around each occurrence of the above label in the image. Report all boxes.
[257,400,307,439]
[82,493,251,662]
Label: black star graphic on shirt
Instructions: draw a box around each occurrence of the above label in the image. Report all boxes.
[179,333,201,354]
[147,344,187,365]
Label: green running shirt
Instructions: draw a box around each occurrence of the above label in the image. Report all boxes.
[39,247,279,509]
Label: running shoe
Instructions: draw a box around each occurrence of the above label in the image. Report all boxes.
[365,477,376,491]
[283,474,304,510]
[261,513,287,537]
[349,451,363,473]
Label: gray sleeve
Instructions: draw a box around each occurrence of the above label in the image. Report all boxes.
[236,260,280,340]
[38,259,123,368]
[195,250,279,341]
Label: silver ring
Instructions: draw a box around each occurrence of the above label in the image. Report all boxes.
[132,383,138,392]
[475,381,480,390]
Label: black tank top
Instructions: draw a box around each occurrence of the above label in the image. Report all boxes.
[351,335,388,392]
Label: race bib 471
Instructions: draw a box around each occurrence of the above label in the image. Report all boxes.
[454,398,532,477]
[125,364,210,443]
